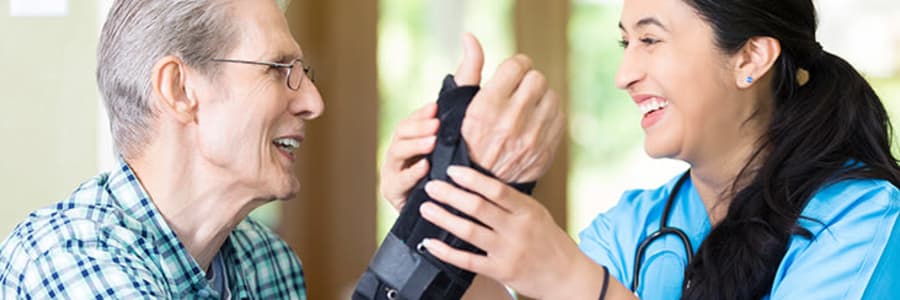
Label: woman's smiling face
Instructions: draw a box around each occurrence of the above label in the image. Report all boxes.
[615,0,761,165]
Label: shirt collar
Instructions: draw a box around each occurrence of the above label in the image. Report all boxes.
[106,156,216,294]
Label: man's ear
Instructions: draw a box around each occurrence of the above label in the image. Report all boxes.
[734,36,781,89]
[151,56,197,124]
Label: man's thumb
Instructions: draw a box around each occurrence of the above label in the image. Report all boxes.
[454,32,484,86]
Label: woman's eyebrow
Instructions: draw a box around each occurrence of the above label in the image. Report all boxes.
[618,17,669,33]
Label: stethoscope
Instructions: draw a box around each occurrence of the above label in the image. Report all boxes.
[631,170,694,292]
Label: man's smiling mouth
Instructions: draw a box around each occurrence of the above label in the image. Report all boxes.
[273,137,302,153]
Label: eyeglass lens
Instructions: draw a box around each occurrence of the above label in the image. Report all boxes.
[288,62,315,90]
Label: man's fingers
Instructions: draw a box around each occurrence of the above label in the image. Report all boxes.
[510,70,549,113]
[454,32,485,86]
[509,89,562,181]
[536,89,565,149]
[531,89,561,127]
[483,54,534,99]
[539,90,561,115]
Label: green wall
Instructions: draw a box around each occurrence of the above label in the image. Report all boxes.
[0,1,100,237]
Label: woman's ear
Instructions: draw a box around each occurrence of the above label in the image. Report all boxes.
[151,55,198,124]
[734,36,781,89]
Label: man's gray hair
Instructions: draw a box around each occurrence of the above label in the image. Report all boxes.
[97,0,238,159]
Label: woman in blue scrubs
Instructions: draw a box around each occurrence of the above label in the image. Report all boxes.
[384,0,900,299]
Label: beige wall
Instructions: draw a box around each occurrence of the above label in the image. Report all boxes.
[0,1,101,236]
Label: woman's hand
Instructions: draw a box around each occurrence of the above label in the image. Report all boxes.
[379,103,439,211]
[419,166,630,299]
[379,33,485,211]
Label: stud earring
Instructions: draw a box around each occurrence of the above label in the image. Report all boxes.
[745,76,754,84]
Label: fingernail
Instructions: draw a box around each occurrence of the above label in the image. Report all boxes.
[447,166,463,179]
[424,181,437,193]
[420,202,436,216]
[422,136,436,146]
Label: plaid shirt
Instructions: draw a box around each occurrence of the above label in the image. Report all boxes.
[0,159,306,299]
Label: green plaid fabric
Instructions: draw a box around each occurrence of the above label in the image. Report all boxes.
[0,158,306,299]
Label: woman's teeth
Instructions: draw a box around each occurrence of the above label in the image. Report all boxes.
[273,137,301,152]
[639,98,669,115]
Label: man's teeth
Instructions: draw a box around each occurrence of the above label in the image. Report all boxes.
[639,98,669,115]
[273,138,301,152]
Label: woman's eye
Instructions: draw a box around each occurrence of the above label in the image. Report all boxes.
[618,37,661,49]
[640,37,661,45]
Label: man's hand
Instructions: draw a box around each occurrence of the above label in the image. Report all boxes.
[380,33,564,210]
[456,33,564,183]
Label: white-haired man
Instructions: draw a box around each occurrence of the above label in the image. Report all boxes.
[0,0,561,298]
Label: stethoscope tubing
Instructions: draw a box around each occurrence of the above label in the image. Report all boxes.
[631,171,694,292]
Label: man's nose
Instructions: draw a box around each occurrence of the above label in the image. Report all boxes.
[290,78,324,120]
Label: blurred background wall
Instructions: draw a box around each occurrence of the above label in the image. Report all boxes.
[1,0,898,299]
[0,0,103,236]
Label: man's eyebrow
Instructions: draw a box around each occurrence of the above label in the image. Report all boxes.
[618,17,669,33]
[269,51,303,62]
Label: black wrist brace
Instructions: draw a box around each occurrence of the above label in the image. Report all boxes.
[352,75,536,300]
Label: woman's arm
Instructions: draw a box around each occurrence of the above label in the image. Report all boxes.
[462,276,513,300]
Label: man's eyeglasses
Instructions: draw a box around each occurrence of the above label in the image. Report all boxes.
[211,58,316,91]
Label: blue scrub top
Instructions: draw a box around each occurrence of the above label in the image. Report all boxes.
[578,173,900,299]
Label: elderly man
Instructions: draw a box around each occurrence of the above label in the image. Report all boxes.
[0,0,561,299]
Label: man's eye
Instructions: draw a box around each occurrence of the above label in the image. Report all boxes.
[269,66,286,75]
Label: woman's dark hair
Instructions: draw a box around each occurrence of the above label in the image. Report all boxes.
[680,0,900,299]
